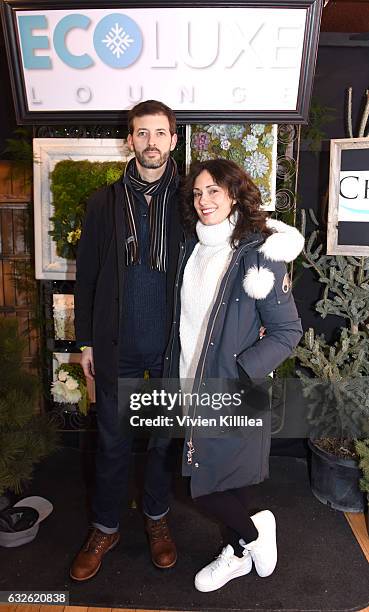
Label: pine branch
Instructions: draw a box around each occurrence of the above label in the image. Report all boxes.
[0,318,58,495]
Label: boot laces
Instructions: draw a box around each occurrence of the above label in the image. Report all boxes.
[149,518,171,542]
[85,529,112,554]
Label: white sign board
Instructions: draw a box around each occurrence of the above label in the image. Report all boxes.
[338,171,369,222]
[1,0,323,124]
[17,8,307,112]
[328,138,369,255]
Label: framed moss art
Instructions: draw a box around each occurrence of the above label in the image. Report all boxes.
[33,138,133,279]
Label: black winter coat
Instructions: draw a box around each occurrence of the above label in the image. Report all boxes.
[161,220,304,498]
[74,178,182,393]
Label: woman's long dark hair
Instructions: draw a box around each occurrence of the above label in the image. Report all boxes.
[182,159,272,246]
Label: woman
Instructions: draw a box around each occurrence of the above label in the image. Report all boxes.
[163,159,304,592]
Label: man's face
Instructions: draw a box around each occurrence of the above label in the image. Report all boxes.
[128,114,177,170]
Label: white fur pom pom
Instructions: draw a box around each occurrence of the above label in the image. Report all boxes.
[243,265,275,299]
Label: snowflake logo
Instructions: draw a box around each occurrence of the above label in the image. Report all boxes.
[102,23,134,59]
[94,14,143,68]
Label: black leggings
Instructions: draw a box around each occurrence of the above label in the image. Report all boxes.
[195,487,259,555]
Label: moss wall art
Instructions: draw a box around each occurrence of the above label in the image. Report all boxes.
[49,160,126,260]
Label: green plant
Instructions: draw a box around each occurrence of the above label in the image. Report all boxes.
[49,160,126,259]
[296,330,369,451]
[294,210,369,457]
[275,356,297,378]
[355,439,369,494]
[2,127,33,166]
[301,99,336,152]
[0,318,58,495]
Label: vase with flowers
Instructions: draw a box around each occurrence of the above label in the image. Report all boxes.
[51,364,90,416]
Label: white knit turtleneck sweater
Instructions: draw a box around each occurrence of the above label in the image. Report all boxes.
[179,217,234,381]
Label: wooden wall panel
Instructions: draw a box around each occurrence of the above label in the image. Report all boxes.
[0,162,39,377]
[0,161,32,202]
[1,210,14,255]
[13,209,27,254]
[2,260,16,306]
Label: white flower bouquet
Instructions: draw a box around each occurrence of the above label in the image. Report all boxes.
[51,364,90,415]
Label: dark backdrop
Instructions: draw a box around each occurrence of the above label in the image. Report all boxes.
[295,40,369,341]
[0,19,16,151]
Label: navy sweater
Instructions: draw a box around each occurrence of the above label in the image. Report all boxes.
[119,193,167,364]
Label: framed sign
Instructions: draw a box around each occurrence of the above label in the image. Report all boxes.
[1,0,323,125]
[327,138,369,256]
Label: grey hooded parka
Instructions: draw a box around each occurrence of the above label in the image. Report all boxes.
[161,218,304,498]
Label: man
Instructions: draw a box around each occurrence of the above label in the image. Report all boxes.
[71,100,183,581]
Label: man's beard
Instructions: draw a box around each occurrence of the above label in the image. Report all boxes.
[135,147,170,169]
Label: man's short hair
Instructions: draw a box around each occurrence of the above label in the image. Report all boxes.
[128,100,177,135]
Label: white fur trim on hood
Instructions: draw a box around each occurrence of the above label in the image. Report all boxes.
[258,218,305,263]
[243,219,304,300]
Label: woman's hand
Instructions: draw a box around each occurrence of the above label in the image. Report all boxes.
[80,347,95,380]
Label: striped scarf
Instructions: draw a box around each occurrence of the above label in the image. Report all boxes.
[123,157,178,272]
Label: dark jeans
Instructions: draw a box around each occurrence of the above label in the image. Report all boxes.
[92,354,175,533]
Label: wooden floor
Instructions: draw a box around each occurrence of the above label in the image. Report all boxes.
[0,512,368,612]
[345,511,369,612]
[345,511,369,563]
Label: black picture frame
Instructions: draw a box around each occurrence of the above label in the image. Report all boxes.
[1,0,323,125]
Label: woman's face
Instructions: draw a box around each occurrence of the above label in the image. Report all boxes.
[193,170,234,226]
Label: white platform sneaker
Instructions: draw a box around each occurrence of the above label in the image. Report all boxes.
[194,544,253,592]
[243,510,277,577]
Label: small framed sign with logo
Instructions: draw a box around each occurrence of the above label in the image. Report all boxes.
[1,0,323,125]
[327,138,369,256]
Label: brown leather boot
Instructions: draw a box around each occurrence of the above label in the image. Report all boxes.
[70,527,120,581]
[145,515,177,569]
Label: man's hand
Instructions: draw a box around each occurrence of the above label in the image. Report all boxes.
[80,347,95,380]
